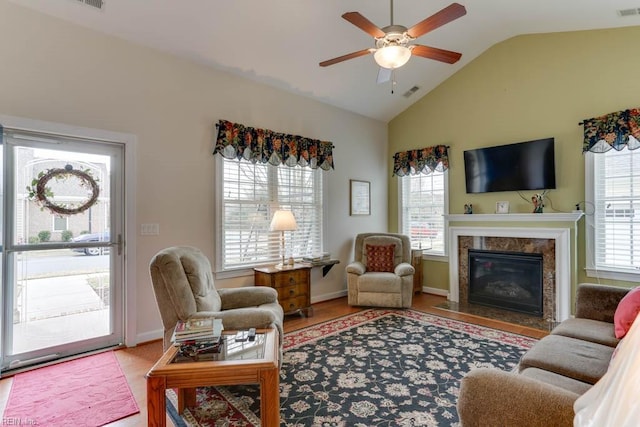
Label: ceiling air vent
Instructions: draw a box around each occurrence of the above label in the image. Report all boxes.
[617,8,640,17]
[75,0,104,10]
[403,86,420,98]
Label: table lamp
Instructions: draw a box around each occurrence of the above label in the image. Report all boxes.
[270,210,298,269]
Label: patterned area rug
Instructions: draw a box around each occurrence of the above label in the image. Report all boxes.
[167,309,536,426]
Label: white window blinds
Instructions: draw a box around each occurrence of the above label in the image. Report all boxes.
[399,170,447,255]
[592,148,640,270]
[219,157,323,270]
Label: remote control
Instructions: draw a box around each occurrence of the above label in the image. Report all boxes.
[247,328,256,341]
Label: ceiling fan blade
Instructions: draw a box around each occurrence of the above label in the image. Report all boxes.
[377,67,392,84]
[406,3,467,39]
[319,49,373,67]
[342,12,386,38]
[411,45,462,64]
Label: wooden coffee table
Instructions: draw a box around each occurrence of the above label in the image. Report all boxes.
[146,328,280,426]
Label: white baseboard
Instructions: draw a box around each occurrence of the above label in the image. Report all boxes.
[135,329,163,346]
[422,286,449,297]
[135,289,366,345]
[134,287,451,345]
[311,289,348,304]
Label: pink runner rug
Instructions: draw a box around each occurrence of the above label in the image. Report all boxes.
[3,351,139,426]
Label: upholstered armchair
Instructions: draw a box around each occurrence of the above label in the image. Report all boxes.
[149,246,284,355]
[346,233,415,308]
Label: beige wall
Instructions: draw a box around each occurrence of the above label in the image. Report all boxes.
[0,1,389,343]
[389,26,640,292]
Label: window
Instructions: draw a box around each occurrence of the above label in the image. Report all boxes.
[216,157,323,272]
[399,170,448,257]
[586,148,640,281]
[53,216,68,232]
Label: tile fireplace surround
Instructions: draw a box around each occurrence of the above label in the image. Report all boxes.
[446,213,583,323]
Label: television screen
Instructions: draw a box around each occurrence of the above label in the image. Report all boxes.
[464,138,556,193]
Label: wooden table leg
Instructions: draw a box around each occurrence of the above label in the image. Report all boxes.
[260,367,280,427]
[146,376,167,427]
[177,387,197,413]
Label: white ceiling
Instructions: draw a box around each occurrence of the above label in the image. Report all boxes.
[8,0,640,122]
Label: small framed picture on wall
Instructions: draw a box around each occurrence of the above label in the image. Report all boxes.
[350,179,370,216]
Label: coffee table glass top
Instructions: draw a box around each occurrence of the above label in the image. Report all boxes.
[171,332,267,363]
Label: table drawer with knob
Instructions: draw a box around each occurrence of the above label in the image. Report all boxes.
[276,284,308,301]
[253,264,312,317]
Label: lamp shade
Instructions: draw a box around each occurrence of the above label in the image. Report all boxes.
[374,45,411,69]
[270,210,298,232]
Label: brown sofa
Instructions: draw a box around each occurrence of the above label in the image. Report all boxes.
[457,283,630,427]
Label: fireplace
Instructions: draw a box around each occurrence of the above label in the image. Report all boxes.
[468,249,543,316]
[447,214,584,323]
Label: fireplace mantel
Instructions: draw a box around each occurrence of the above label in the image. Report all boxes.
[446,213,583,322]
[446,212,583,223]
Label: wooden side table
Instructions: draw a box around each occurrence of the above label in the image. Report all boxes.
[411,249,423,294]
[254,264,313,317]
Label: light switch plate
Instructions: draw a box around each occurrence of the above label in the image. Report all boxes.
[141,223,160,235]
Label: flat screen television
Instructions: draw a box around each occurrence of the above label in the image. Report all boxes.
[464,137,556,193]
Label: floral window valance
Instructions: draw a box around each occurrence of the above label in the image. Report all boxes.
[213,119,335,170]
[582,108,640,153]
[392,145,449,177]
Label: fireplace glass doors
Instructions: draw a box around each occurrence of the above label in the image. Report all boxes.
[468,249,543,316]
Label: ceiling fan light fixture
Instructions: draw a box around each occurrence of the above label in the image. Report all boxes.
[374,45,411,69]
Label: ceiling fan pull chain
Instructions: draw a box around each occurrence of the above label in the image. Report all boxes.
[391,69,396,94]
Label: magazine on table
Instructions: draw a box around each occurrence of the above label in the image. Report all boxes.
[172,317,223,344]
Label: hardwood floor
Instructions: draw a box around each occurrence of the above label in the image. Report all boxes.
[0,293,548,426]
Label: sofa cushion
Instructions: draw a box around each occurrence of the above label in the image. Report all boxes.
[574,315,640,426]
[519,335,614,384]
[457,368,578,427]
[366,244,395,272]
[575,283,630,323]
[614,286,640,339]
[550,318,619,347]
[520,367,592,395]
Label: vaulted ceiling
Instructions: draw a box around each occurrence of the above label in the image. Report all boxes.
[9,0,640,122]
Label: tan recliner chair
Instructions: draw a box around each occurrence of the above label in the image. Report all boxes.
[149,246,284,355]
[346,233,415,308]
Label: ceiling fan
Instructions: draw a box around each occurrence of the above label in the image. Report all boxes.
[319,1,467,79]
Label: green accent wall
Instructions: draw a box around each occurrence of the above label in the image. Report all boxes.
[389,26,640,292]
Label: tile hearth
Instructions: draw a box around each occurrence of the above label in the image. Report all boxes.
[435,300,558,332]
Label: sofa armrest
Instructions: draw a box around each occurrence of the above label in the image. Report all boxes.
[457,368,578,427]
[218,286,278,310]
[346,261,366,275]
[575,283,630,323]
[394,262,415,277]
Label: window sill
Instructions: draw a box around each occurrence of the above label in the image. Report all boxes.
[585,267,640,283]
[214,267,258,280]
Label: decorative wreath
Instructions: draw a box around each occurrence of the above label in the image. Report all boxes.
[27,165,100,216]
